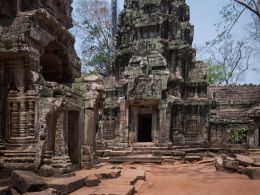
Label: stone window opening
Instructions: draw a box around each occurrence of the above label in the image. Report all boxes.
[20,0,39,12]
[0,0,17,18]
[178,7,185,22]
[40,41,73,84]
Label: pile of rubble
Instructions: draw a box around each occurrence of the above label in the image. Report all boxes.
[0,164,145,195]
[215,154,260,180]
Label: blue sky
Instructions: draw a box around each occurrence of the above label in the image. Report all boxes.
[73,0,260,84]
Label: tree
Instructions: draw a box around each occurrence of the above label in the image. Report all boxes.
[200,0,260,85]
[211,0,260,45]
[205,39,251,85]
[72,0,114,75]
[233,0,260,18]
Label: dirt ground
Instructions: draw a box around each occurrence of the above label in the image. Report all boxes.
[136,161,260,195]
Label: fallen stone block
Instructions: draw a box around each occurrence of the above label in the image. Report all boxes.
[246,167,260,180]
[95,169,121,180]
[252,161,260,167]
[215,156,224,171]
[223,159,239,171]
[235,154,255,166]
[10,188,20,195]
[85,175,101,187]
[9,170,47,193]
[46,176,85,194]
[0,186,10,195]
[24,188,61,195]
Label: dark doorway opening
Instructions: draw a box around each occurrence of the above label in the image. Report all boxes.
[138,114,152,142]
[68,111,80,165]
[258,127,260,146]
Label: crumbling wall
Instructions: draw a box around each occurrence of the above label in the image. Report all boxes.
[209,85,260,147]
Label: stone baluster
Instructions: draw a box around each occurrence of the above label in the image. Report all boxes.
[28,101,35,136]
[19,101,27,137]
[10,101,19,137]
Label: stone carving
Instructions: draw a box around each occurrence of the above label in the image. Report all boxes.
[34,98,68,170]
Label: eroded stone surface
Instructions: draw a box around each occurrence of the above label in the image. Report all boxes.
[9,170,47,193]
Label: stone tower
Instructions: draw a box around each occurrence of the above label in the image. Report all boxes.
[99,0,209,148]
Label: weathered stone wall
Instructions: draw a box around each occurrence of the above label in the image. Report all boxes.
[0,0,86,174]
[209,85,260,147]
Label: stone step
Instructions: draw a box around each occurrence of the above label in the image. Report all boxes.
[3,151,36,157]
[4,157,35,163]
[108,155,164,163]
[2,162,34,170]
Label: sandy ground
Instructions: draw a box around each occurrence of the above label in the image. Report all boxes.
[136,162,260,195]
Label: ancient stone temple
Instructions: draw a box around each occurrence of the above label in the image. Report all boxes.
[0,0,87,174]
[98,0,210,149]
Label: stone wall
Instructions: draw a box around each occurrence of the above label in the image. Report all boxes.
[209,85,260,147]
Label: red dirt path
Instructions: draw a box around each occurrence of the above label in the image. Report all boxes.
[137,162,260,195]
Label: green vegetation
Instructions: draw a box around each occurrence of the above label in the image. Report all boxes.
[228,128,247,144]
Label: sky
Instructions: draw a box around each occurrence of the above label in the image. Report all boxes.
[72,0,260,84]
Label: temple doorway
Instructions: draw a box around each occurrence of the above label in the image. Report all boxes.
[259,127,260,146]
[138,114,152,142]
[68,111,80,165]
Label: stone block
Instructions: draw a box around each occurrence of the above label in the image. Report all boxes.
[235,154,255,166]
[0,186,10,195]
[46,176,85,194]
[223,159,239,171]
[85,175,101,187]
[9,170,47,193]
[246,167,260,180]
[215,156,224,171]
[24,188,61,195]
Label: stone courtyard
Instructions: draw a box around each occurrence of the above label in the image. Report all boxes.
[0,0,260,194]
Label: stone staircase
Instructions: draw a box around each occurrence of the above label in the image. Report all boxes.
[97,143,205,164]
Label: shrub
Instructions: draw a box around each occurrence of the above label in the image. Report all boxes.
[228,128,247,144]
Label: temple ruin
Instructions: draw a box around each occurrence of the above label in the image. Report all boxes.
[0,0,260,175]
[96,0,260,161]
[0,0,105,175]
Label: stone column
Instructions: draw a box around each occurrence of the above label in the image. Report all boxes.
[28,100,35,137]
[10,101,19,138]
[51,112,72,173]
[159,102,171,146]
[74,74,104,169]
[0,68,3,141]
[19,101,27,137]
[118,97,128,145]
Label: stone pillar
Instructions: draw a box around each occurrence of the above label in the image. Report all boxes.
[159,102,171,146]
[28,100,35,137]
[0,68,3,141]
[74,74,104,169]
[19,101,27,137]
[152,108,159,143]
[10,101,19,138]
[51,112,72,173]
[118,97,128,144]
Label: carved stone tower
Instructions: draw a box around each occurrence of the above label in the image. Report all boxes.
[99,0,209,148]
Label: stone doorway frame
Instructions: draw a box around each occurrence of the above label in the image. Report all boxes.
[129,106,158,144]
